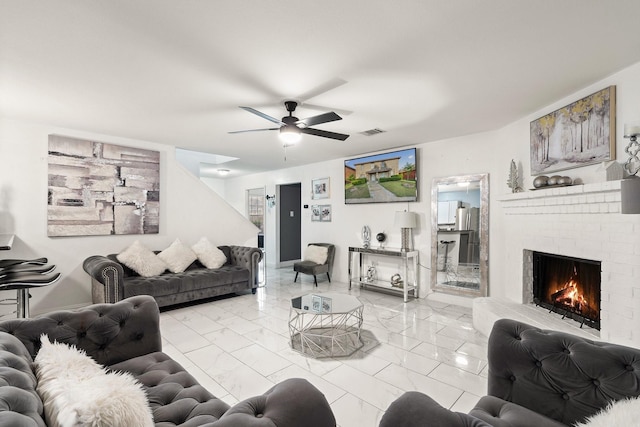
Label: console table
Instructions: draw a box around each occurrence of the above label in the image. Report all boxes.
[348,247,419,302]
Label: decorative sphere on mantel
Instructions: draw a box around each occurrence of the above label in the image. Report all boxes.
[533,176,549,188]
[558,176,573,185]
[376,233,386,243]
[548,175,562,186]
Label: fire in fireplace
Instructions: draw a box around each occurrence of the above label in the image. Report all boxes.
[532,252,601,329]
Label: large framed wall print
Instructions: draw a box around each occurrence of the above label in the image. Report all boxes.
[47,135,160,237]
[530,86,615,175]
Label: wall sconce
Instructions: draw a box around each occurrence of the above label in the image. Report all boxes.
[394,211,417,252]
[266,194,276,208]
[621,123,640,214]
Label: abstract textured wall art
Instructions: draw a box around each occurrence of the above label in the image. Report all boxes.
[47,135,160,236]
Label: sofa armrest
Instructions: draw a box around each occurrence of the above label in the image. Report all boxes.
[470,396,566,427]
[217,378,336,427]
[228,246,263,287]
[83,255,125,303]
[0,295,162,367]
[0,332,46,426]
[380,392,490,427]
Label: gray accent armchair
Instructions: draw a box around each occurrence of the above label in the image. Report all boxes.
[380,318,640,426]
[293,243,335,287]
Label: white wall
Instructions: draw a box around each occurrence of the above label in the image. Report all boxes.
[200,176,226,198]
[225,61,640,306]
[0,117,258,314]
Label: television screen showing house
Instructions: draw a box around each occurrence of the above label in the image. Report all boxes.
[344,148,417,204]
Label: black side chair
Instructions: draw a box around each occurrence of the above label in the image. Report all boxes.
[293,243,335,287]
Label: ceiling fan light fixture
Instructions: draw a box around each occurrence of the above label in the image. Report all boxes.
[279,125,302,145]
[231,100,349,142]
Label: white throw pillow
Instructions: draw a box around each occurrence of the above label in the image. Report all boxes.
[116,240,167,277]
[192,237,227,269]
[35,335,154,427]
[304,245,328,265]
[158,238,197,273]
[574,397,640,426]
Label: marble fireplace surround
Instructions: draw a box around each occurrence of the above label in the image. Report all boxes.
[474,180,640,348]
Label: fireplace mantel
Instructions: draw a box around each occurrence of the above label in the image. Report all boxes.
[497,181,621,215]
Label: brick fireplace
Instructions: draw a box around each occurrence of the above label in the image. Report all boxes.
[495,180,640,347]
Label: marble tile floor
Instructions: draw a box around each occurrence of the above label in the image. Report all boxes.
[159,267,489,427]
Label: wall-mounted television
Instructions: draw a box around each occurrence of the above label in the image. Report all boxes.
[344,147,417,204]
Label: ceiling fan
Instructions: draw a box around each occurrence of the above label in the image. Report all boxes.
[229,101,350,144]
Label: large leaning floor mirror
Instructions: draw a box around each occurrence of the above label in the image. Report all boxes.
[431,173,489,297]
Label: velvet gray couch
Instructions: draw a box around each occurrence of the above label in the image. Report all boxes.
[0,295,336,427]
[83,245,262,308]
[380,318,640,427]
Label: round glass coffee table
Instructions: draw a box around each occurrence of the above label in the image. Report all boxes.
[288,293,364,358]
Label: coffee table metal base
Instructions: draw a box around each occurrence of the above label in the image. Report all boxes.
[289,307,364,358]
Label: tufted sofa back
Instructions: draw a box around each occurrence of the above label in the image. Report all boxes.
[488,319,640,425]
[0,295,161,367]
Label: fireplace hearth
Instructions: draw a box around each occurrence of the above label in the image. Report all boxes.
[532,252,601,330]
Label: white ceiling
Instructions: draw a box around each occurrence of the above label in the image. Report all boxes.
[2,1,640,177]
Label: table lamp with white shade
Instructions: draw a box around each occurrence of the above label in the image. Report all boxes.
[394,211,417,252]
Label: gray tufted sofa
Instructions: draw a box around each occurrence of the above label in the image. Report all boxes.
[83,245,262,308]
[0,295,336,426]
[380,318,640,427]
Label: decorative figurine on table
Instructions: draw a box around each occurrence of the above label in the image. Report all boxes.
[376,232,386,249]
[390,273,404,288]
[362,225,371,248]
[366,265,377,283]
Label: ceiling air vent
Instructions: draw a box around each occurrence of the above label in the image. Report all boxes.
[360,128,386,136]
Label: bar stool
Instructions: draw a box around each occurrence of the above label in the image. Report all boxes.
[439,240,455,272]
[0,259,60,318]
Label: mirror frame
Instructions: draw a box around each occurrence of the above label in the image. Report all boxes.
[430,173,489,297]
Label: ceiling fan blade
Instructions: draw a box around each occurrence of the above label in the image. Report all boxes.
[301,127,350,141]
[297,112,342,127]
[239,106,284,125]
[228,128,279,134]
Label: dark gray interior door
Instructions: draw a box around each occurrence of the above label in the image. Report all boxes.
[279,183,301,262]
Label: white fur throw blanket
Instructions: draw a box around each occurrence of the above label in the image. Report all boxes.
[574,397,640,427]
[34,335,154,427]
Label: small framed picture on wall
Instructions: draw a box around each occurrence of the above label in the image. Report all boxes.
[311,205,322,221]
[312,177,330,200]
[320,204,332,222]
